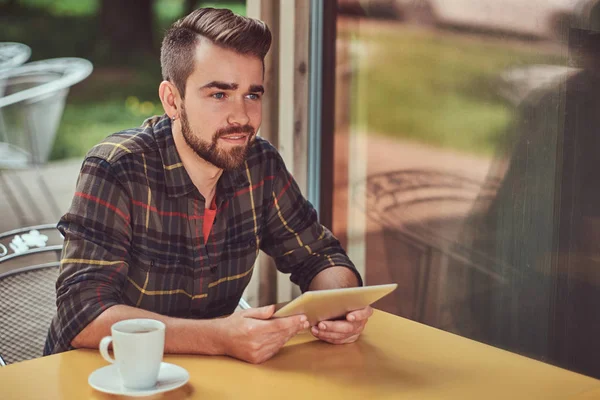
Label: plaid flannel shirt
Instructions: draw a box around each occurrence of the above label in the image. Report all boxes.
[44,114,360,355]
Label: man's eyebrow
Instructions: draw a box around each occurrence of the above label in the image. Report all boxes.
[199,82,264,94]
[249,84,265,94]
[200,81,239,91]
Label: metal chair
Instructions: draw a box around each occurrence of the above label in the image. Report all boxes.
[0,57,93,225]
[0,224,62,365]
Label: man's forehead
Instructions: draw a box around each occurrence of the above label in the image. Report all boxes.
[190,41,264,86]
[192,39,262,67]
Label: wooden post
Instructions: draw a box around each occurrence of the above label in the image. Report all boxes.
[245,0,311,304]
[292,2,310,195]
[246,0,280,307]
[277,0,310,301]
[318,0,337,231]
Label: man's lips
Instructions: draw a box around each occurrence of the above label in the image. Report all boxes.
[218,133,251,142]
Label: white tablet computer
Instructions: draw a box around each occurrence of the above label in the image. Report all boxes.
[272,283,398,326]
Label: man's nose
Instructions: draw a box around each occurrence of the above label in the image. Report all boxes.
[227,98,250,126]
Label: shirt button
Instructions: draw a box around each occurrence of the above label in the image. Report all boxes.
[248,238,256,247]
[210,265,217,274]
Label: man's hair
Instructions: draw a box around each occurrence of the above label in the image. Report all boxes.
[161,8,272,98]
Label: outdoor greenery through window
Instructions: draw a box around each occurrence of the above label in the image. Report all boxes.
[333,0,600,379]
[0,0,246,161]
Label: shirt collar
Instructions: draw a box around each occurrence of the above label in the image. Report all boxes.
[150,114,249,200]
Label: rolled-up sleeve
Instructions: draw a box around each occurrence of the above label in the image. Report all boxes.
[44,157,132,355]
[260,156,363,292]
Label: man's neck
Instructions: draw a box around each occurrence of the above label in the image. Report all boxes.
[172,128,222,207]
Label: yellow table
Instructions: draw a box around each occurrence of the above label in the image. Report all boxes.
[1,310,599,399]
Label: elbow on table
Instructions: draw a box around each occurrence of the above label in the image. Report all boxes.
[69,314,109,349]
[69,316,103,349]
[70,332,85,349]
[67,301,119,349]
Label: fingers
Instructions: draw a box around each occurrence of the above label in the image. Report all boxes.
[270,314,310,334]
[311,308,373,345]
[315,320,357,334]
[246,319,307,363]
[310,328,361,345]
[246,339,288,364]
[311,320,365,341]
[242,304,276,320]
[244,344,282,364]
[311,327,352,341]
[243,306,309,334]
[235,322,301,364]
[346,306,373,322]
[227,309,310,364]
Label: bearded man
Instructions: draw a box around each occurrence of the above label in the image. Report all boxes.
[44,8,371,364]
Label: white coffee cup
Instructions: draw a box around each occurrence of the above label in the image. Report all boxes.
[99,319,166,390]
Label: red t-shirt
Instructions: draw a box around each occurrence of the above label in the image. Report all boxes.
[203,196,217,241]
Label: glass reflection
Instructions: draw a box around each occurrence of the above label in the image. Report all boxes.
[334,0,600,378]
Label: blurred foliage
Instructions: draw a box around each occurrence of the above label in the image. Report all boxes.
[0,0,244,65]
[0,0,99,16]
[342,25,566,156]
[0,0,245,160]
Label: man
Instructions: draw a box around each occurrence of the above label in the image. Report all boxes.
[44,8,371,364]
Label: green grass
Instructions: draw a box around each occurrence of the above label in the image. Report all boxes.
[349,27,566,155]
[50,99,163,160]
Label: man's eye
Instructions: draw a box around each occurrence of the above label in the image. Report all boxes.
[247,93,261,100]
[212,92,226,99]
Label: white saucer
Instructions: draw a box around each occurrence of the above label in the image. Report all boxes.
[88,362,190,397]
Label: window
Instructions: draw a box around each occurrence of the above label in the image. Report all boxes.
[330,0,600,378]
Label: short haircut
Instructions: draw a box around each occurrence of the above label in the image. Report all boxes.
[160,7,272,98]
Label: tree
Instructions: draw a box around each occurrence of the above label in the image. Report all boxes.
[98,0,156,59]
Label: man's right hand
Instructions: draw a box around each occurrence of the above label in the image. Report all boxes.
[216,305,309,364]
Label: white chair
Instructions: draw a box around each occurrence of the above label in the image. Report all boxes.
[0,57,93,224]
[0,42,31,73]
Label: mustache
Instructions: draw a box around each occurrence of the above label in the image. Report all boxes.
[215,125,255,138]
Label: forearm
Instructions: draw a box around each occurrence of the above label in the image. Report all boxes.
[308,266,361,291]
[71,304,224,355]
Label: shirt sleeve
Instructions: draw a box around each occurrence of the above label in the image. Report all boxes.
[45,157,132,354]
[260,155,363,292]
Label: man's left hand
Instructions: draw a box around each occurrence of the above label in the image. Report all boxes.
[310,306,373,344]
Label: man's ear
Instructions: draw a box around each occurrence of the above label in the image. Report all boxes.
[158,81,181,119]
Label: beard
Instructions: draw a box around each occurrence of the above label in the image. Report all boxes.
[179,104,255,171]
